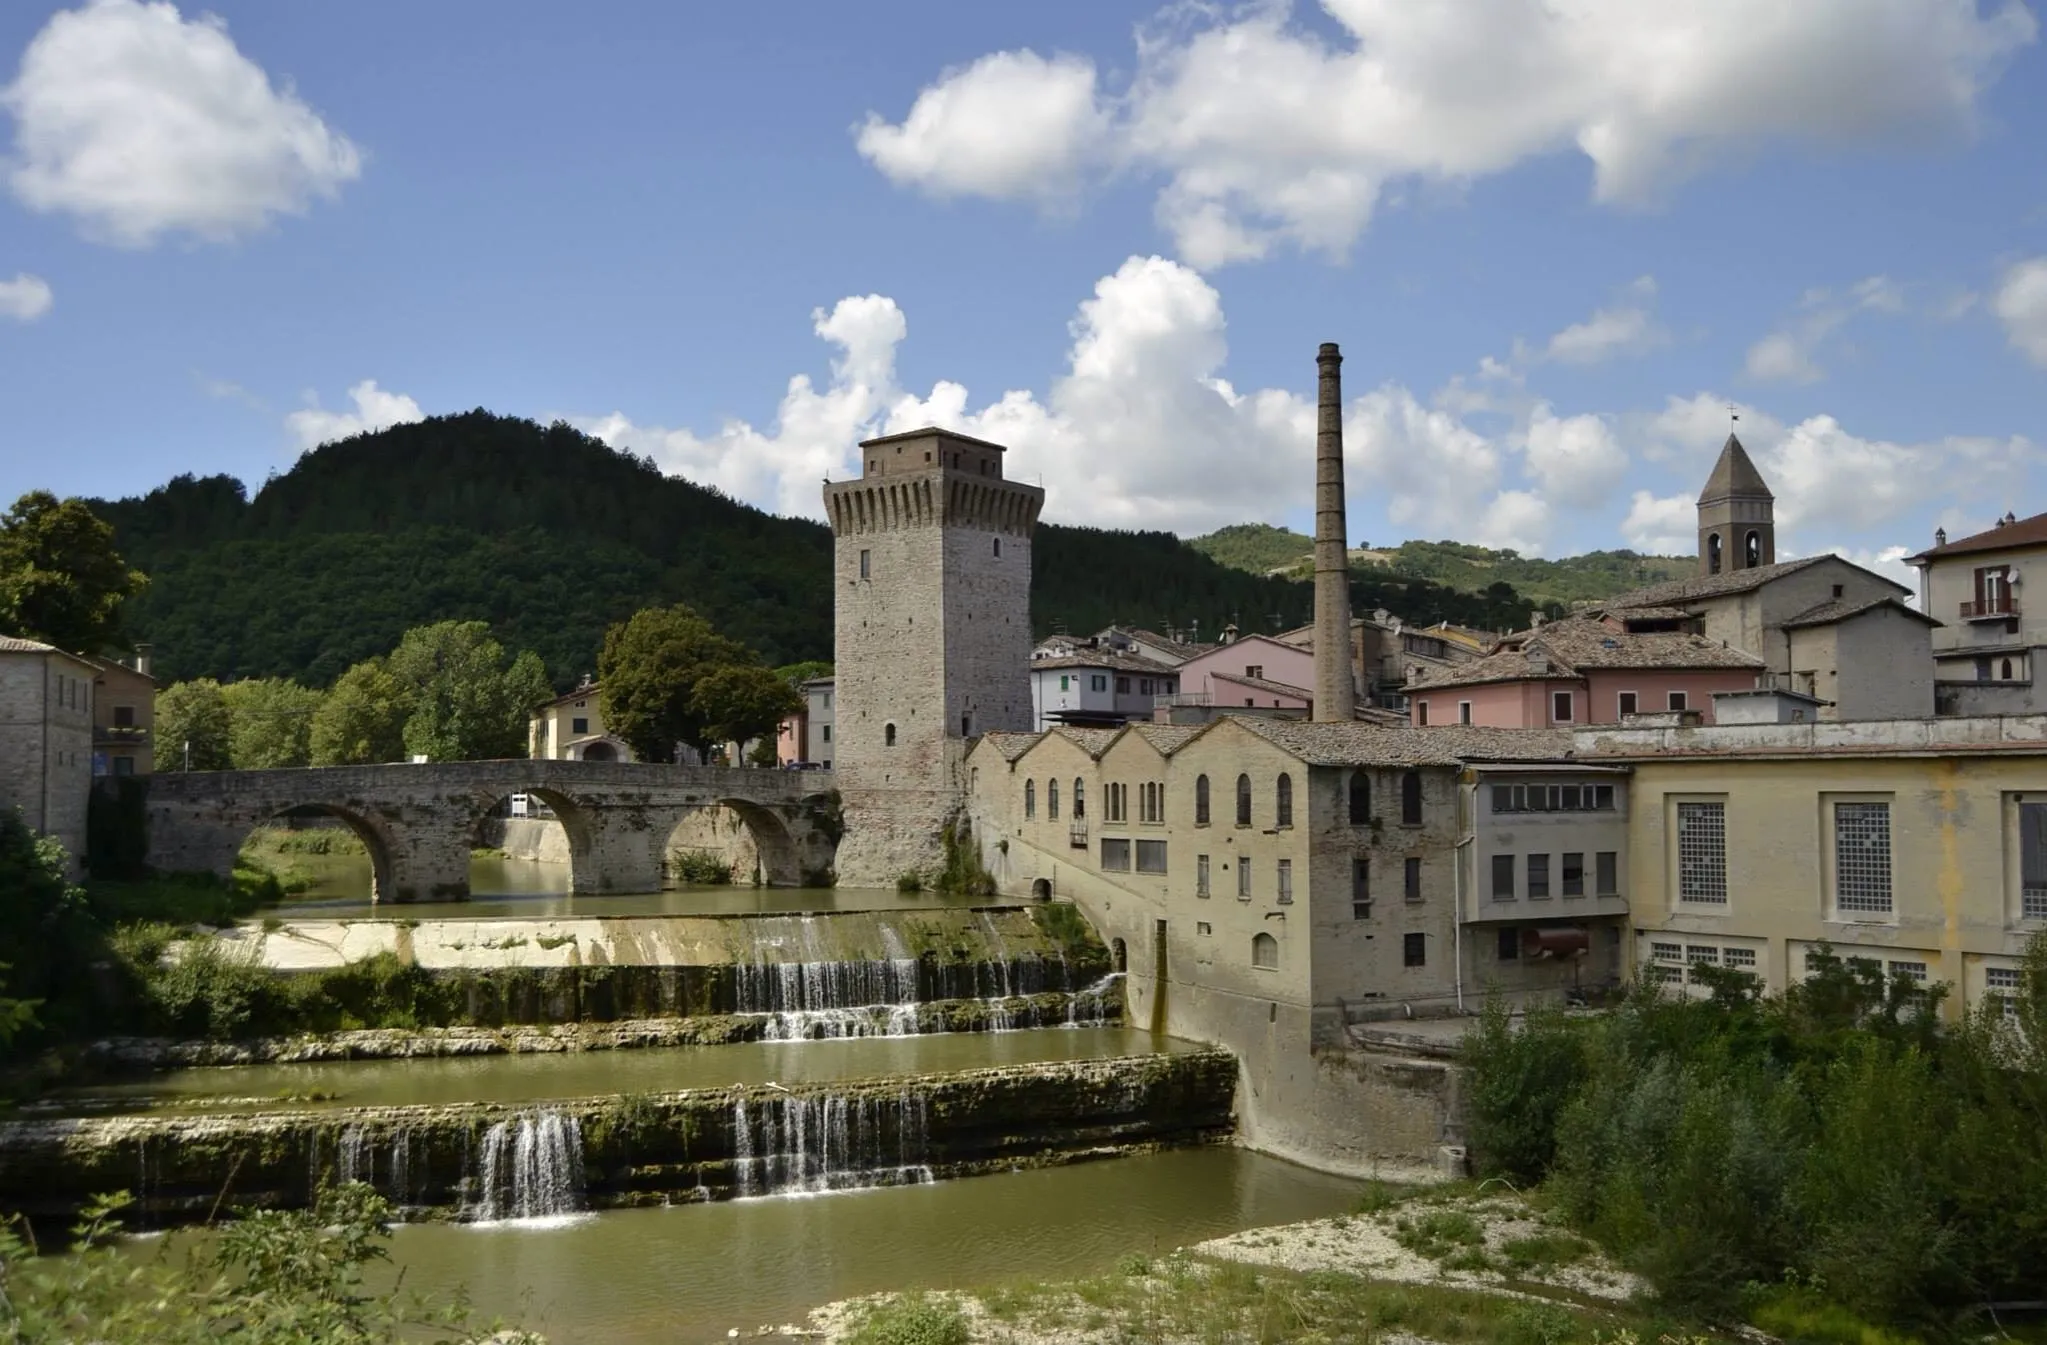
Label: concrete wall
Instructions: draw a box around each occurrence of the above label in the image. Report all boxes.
[1812,606,1935,720]
[1615,748,2046,1018]
[0,648,95,869]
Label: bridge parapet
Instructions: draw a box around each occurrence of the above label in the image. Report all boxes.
[135,761,839,901]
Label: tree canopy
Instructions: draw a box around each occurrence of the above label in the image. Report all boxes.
[0,491,147,653]
[310,657,409,766]
[222,677,322,769]
[154,678,233,772]
[597,604,753,763]
[387,621,552,762]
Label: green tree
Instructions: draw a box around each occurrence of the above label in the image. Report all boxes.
[598,604,749,762]
[774,659,834,685]
[155,678,232,771]
[0,491,147,653]
[222,677,324,769]
[310,657,411,765]
[387,620,553,761]
[695,662,803,760]
[0,812,89,1048]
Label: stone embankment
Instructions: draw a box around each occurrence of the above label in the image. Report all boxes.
[0,1052,1236,1225]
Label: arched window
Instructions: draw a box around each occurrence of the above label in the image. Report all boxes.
[1195,774,1211,825]
[1276,773,1294,829]
[1073,778,1086,819]
[1401,770,1423,826]
[1048,778,1060,820]
[1236,774,1253,827]
[1251,932,1279,970]
[1025,779,1036,819]
[2004,658,2015,680]
[1744,530,1761,569]
[884,723,897,748]
[1707,532,1723,574]
[1349,772,1371,825]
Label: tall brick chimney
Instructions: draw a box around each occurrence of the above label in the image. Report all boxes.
[1313,342,1355,723]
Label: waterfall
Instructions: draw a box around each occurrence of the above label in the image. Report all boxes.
[736,917,924,1040]
[731,1088,935,1198]
[336,1125,417,1206]
[469,1110,587,1223]
[1065,972,1125,1028]
[338,1124,373,1186]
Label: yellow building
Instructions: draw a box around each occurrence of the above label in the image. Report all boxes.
[1580,715,2047,1019]
[83,651,156,776]
[528,678,633,762]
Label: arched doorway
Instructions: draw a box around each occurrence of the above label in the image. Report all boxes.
[1030,878,1053,902]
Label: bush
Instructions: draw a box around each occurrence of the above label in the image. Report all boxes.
[1462,996,1589,1185]
[847,1293,970,1345]
[670,848,733,885]
[896,871,924,894]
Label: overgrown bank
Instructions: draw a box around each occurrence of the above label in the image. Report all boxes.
[1462,946,2047,1335]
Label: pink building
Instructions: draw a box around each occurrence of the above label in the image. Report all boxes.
[1173,634,1317,709]
[1407,614,1764,728]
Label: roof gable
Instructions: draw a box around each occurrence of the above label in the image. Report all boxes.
[1906,509,2047,564]
[1698,433,1773,503]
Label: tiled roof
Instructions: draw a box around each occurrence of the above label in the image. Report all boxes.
[979,731,1042,762]
[1410,617,1762,690]
[1905,509,2047,563]
[0,636,57,653]
[1698,433,1773,502]
[1050,726,1121,756]
[1124,723,1204,753]
[1222,715,1575,766]
[1030,650,1178,675]
[1209,671,1314,700]
[1781,595,1940,630]
[1121,628,1211,663]
[1602,555,1907,608]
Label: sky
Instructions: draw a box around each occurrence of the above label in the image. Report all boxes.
[3,0,2046,588]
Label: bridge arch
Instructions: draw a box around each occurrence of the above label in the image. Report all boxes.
[471,785,600,894]
[241,802,398,905]
[663,797,827,888]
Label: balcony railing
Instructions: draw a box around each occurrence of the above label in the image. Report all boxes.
[1960,595,2020,620]
[1068,822,1089,849]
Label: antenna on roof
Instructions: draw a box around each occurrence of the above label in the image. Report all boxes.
[1728,403,1740,429]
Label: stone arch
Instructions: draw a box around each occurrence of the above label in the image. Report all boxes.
[1030,877,1052,902]
[664,798,822,888]
[578,740,618,762]
[1707,532,1723,574]
[471,785,599,894]
[1110,937,1128,972]
[240,802,398,906]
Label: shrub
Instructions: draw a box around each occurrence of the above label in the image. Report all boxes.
[896,871,924,894]
[847,1293,970,1345]
[670,848,733,885]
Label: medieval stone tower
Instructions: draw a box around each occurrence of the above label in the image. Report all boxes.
[1697,432,1775,576]
[824,428,1044,885]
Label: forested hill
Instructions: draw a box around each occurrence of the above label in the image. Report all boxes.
[90,413,1554,687]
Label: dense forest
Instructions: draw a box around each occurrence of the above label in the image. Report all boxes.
[90,413,1552,688]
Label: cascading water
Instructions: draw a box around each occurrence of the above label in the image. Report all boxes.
[731,1087,935,1198]
[1065,972,1125,1028]
[468,1109,587,1223]
[336,1124,417,1206]
[736,918,925,1040]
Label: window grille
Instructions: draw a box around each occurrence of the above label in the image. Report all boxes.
[2020,801,2047,918]
[1136,840,1168,874]
[1686,945,1719,965]
[1277,858,1293,903]
[1676,801,1727,904]
[1237,858,1251,900]
[1196,854,1210,898]
[1888,960,1927,983]
[1834,802,1892,913]
[1987,965,2022,1019]
[1650,941,1682,963]
[1527,854,1551,899]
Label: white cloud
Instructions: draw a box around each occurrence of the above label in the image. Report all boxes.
[1523,406,1629,508]
[1994,256,2047,368]
[1743,274,1911,383]
[1545,276,1663,364]
[1620,491,1696,554]
[860,1,2035,267]
[0,272,51,321]
[286,380,424,450]
[2,0,362,246]
[854,49,1109,203]
[582,255,1549,542]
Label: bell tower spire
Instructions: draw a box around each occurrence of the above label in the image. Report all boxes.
[1697,433,1774,576]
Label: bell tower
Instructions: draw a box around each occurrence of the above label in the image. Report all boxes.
[1697,433,1775,576]
[824,428,1044,885]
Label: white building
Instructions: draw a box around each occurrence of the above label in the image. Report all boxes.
[1029,651,1181,730]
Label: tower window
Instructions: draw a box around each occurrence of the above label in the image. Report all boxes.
[1401,770,1423,825]
[859,549,871,580]
[993,537,1002,557]
[884,723,897,747]
[1745,530,1761,568]
[1348,772,1370,824]
[1707,533,1723,574]
[961,713,972,736]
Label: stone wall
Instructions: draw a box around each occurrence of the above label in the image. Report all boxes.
[0,1052,1236,1224]
[0,647,95,870]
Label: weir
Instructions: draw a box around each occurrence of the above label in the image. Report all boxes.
[0,1053,1237,1225]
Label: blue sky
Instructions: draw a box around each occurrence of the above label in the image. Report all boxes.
[2,0,2045,584]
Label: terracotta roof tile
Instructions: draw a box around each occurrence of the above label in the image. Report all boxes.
[1030,650,1179,674]
[0,637,58,654]
[1781,595,1941,630]
[1220,715,1575,766]
[1410,617,1762,690]
[1906,509,2047,563]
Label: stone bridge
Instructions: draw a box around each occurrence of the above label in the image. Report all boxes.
[133,761,840,901]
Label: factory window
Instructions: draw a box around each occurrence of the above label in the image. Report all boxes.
[1195,775,1211,825]
[859,549,871,579]
[1349,772,1370,824]
[1352,858,1371,919]
[1492,854,1515,899]
[1073,779,1085,819]
[1236,774,1252,827]
[1251,933,1278,970]
[1048,778,1059,820]
[1025,779,1036,819]
[1676,801,1727,904]
[1834,801,1893,915]
[1988,966,2022,1020]
[1196,854,1211,898]
[1528,854,1551,899]
[1498,928,1519,961]
[884,723,897,748]
[2021,801,2047,919]
[1135,840,1167,875]
[1101,838,1130,871]
[1562,852,1585,898]
[1277,858,1293,904]
[1400,770,1423,825]
[1404,856,1422,902]
[1596,851,1619,897]
[1403,933,1426,968]
[1237,858,1252,900]
[1276,774,1294,828]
